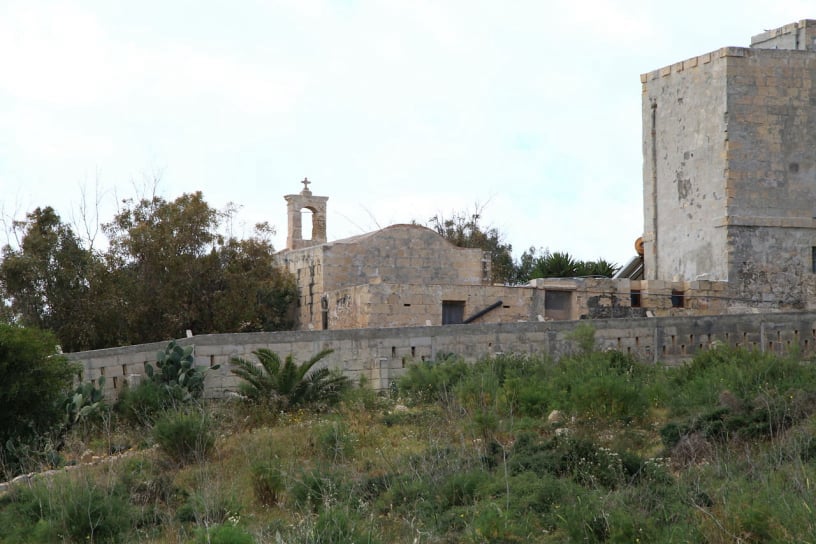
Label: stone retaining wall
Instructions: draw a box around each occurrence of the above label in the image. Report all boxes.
[66,312,816,399]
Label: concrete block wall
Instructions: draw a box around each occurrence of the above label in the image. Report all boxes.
[67,311,816,400]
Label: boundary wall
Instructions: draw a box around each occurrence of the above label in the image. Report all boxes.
[66,312,816,399]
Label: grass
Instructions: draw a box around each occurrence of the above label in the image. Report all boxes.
[4,344,816,542]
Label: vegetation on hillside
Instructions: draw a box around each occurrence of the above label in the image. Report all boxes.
[3,332,816,542]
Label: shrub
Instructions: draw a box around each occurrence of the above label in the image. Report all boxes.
[116,457,175,519]
[536,350,657,422]
[508,432,637,490]
[195,523,255,544]
[290,469,345,512]
[0,483,60,543]
[176,489,241,526]
[0,324,78,475]
[153,411,215,465]
[316,420,356,463]
[114,379,169,427]
[668,347,816,416]
[231,348,349,410]
[251,460,285,506]
[310,506,381,544]
[567,322,597,354]
[0,477,133,544]
[397,355,470,404]
[60,481,132,543]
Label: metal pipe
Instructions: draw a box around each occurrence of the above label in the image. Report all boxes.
[463,300,503,324]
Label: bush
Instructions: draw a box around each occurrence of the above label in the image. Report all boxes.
[397,355,470,404]
[310,506,380,544]
[153,411,215,465]
[316,420,355,462]
[508,432,641,490]
[290,469,345,512]
[0,324,78,475]
[60,481,133,543]
[195,523,255,544]
[251,460,285,506]
[668,347,816,416]
[0,477,133,544]
[114,379,170,427]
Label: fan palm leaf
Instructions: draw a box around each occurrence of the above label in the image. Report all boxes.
[230,347,347,409]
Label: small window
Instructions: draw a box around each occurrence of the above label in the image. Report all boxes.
[671,290,684,308]
[544,290,572,320]
[630,290,642,308]
[442,301,465,324]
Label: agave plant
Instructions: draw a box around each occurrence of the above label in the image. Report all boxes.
[230,348,349,410]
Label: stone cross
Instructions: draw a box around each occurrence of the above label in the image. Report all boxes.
[301,177,311,191]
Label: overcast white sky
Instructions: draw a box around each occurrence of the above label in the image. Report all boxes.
[1,1,811,265]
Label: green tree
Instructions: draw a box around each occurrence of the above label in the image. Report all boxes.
[103,192,221,343]
[0,324,78,472]
[208,233,297,333]
[102,192,297,345]
[427,208,514,284]
[230,348,349,410]
[0,207,101,351]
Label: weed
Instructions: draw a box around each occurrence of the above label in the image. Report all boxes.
[153,410,215,465]
[315,420,355,463]
[194,523,255,544]
[251,459,284,506]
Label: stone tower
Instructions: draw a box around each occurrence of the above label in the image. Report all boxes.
[284,178,329,250]
[641,20,816,307]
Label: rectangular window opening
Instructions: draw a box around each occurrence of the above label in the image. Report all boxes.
[442,301,465,325]
[630,290,641,308]
[544,290,573,320]
[671,289,684,308]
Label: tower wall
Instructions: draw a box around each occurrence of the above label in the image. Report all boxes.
[641,50,730,281]
[722,47,816,306]
[642,33,816,308]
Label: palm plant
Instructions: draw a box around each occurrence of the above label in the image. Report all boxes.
[531,251,578,278]
[230,348,349,409]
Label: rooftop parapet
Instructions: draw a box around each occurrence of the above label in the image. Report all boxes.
[751,19,816,51]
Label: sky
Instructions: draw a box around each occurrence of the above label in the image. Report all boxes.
[1,0,812,266]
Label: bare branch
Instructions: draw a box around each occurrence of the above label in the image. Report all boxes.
[70,170,108,251]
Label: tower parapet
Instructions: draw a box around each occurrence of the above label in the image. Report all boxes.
[751,19,816,51]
